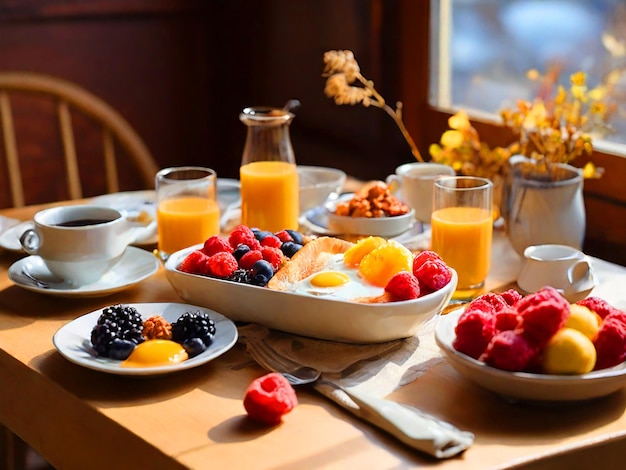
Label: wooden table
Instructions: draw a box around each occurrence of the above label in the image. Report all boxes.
[2,202,626,470]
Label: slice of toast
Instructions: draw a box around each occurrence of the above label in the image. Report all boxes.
[268,236,354,291]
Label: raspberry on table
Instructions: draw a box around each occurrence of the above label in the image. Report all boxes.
[413,259,452,293]
[239,250,263,270]
[243,372,298,425]
[384,271,421,301]
[202,236,233,257]
[229,225,261,251]
[206,251,239,278]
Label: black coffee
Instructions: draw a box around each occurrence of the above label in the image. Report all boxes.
[56,218,111,227]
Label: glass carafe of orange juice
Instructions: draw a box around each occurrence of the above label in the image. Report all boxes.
[239,104,299,232]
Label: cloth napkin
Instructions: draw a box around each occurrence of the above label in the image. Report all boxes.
[238,317,474,459]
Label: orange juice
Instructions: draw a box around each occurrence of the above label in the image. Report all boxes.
[157,196,220,254]
[431,206,492,290]
[240,160,299,232]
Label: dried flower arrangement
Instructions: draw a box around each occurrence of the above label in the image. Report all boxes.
[430,69,613,181]
[322,50,424,162]
[322,49,612,182]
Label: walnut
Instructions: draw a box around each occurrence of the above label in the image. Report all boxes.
[334,181,409,218]
[142,315,172,340]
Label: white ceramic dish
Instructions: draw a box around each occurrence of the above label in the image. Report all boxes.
[53,302,238,376]
[324,193,415,237]
[435,307,626,403]
[297,165,347,213]
[8,246,159,298]
[164,244,457,343]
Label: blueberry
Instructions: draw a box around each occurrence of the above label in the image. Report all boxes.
[233,244,251,261]
[254,230,273,242]
[182,338,207,357]
[107,338,136,360]
[250,260,274,286]
[281,241,302,258]
[285,230,304,245]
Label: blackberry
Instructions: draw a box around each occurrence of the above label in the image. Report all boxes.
[90,304,145,359]
[171,310,216,356]
[228,268,252,284]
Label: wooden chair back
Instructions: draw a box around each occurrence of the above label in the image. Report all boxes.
[0,71,158,207]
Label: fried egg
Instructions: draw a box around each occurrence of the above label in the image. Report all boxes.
[290,253,384,300]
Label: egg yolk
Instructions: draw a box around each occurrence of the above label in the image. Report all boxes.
[310,271,350,288]
[122,339,188,368]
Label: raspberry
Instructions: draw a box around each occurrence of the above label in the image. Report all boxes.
[384,271,421,301]
[500,288,523,306]
[243,373,298,425]
[274,230,294,243]
[577,296,622,319]
[453,307,497,359]
[466,297,497,316]
[412,250,443,272]
[480,330,537,372]
[494,306,520,331]
[260,234,282,249]
[413,259,452,293]
[206,252,238,278]
[202,236,233,256]
[477,292,509,313]
[178,250,210,275]
[593,316,626,370]
[261,246,284,271]
[239,250,263,270]
[229,225,261,250]
[516,287,570,347]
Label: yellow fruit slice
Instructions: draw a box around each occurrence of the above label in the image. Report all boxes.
[343,236,387,267]
[542,328,596,375]
[566,304,601,340]
[358,240,413,287]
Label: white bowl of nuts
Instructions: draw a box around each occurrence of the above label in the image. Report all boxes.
[325,181,415,237]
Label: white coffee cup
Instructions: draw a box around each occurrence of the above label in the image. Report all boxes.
[386,162,455,223]
[19,205,143,286]
[517,244,597,303]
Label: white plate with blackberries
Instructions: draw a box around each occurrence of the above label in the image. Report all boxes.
[53,303,238,376]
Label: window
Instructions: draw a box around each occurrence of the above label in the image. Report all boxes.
[429,0,626,150]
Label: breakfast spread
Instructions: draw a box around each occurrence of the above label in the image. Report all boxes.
[177,224,453,304]
[243,372,298,425]
[453,287,626,374]
[90,304,216,365]
[333,181,409,218]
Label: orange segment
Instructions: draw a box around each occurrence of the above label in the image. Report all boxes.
[343,236,387,267]
[358,240,413,287]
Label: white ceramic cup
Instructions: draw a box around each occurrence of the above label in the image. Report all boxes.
[19,205,142,286]
[386,162,455,223]
[517,244,597,302]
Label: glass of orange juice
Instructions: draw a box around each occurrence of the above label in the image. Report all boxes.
[156,166,220,259]
[431,176,493,300]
